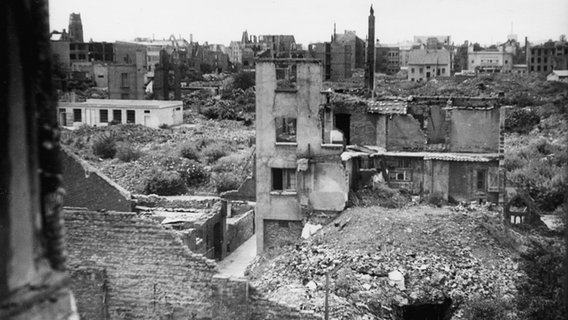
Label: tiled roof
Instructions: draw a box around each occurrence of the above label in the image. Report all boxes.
[373,151,501,162]
[408,49,450,65]
[367,100,408,114]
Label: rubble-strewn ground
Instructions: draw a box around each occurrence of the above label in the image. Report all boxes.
[248,205,535,320]
[61,116,254,195]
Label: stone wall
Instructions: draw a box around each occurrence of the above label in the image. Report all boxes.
[65,208,321,319]
[263,220,303,250]
[61,147,133,211]
[227,209,255,254]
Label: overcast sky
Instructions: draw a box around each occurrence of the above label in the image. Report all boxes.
[49,0,567,46]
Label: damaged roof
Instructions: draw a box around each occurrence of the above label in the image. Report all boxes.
[408,49,451,65]
[367,100,408,114]
[344,146,501,162]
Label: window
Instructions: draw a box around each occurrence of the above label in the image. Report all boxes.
[544,66,548,71]
[73,109,82,122]
[275,117,296,142]
[100,109,108,123]
[419,68,423,73]
[272,168,296,191]
[387,158,412,181]
[175,107,181,111]
[411,68,415,73]
[126,110,135,123]
[276,63,297,89]
[121,73,129,88]
[476,169,486,191]
[113,110,122,123]
[505,60,508,65]
[441,68,446,74]
[531,58,534,63]
[544,57,548,63]
[144,110,150,114]
[487,167,499,192]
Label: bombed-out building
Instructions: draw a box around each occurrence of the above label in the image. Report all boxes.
[255,58,505,251]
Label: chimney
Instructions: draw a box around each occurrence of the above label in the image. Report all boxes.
[366,5,375,92]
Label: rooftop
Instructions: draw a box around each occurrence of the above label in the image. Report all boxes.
[60,99,183,109]
[408,49,450,65]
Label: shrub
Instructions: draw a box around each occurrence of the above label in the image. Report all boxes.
[427,192,445,207]
[143,169,187,195]
[179,143,200,161]
[116,143,143,162]
[505,108,540,133]
[159,123,170,129]
[160,157,209,187]
[211,171,242,193]
[232,71,255,91]
[202,142,230,163]
[463,296,508,320]
[212,153,249,173]
[92,133,117,159]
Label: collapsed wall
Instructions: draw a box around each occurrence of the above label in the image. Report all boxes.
[64,208,321,319]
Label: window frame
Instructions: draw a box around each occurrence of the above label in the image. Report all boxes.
[275,117,297,143]
[73,108,82,122]
[271,168,297,191]
[100,109,109,123]
[126,110,136,124]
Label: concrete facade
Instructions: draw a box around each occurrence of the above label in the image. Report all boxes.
[376,46,401,74]
[58,99,183,128]
[468,46,513,73]
[255,59,348,251]
[527,41,568,73]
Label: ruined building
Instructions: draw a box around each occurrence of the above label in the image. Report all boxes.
[1,1,78,318]
[68,12,83,42]
[255,58,505,251]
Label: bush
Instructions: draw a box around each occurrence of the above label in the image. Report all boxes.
[160,157,209,187]
[505,108,540,133]
[92,133,117,159]
[202,142,230,163]
[232,71,255,91]
[463,296,508,320]
[116,143,143,162]
[159,123,170,129]
[143,169,187,195]
[211,171,242,193]
[211,153,249,173]
[179,143,200,161]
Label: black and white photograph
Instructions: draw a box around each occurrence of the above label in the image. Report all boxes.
[1,0,566,319]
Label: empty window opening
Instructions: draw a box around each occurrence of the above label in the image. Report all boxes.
[113,110,122,123]
[121,73,129,88]
[276,63,297,89]
[476,169,486,191]
[100,109,108,123]
[126,110,135,124]
[272,168,296,191]
[396,298,453,320]
[73,109,82,122]
[334,113,351,145]
[276,117,297,142]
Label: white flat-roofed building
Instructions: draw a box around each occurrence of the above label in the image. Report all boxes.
[58,99,183,128]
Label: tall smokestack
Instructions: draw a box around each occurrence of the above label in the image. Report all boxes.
[366,6,375,92]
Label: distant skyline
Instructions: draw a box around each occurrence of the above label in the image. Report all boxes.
[49,0,568,46]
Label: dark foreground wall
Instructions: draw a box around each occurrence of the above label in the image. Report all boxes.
[64,209,322,320]
[61,147,133,211]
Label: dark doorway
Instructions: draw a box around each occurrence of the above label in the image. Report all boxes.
[399,298,452,320]
[213,222,223,260]
[334,113,351,145]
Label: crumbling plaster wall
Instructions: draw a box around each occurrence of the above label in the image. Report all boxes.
[386,115,427,151]
[449,108,500,153]
[62,147,133,211]
[309,162,349,210]
[449,161,500,203]
[255,61,345,252]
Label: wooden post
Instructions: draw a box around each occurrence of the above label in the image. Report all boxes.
[325,272,330,320]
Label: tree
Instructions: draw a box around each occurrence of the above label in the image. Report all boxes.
[473,43,482,52]
[232,71,255,91]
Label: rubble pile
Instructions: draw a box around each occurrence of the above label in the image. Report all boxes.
[249,205,523,319]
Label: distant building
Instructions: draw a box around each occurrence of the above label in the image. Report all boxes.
[512,64,528,76]
[413,35,451,49]
[468,45,513,73]
[58,99,183,128]
[333,30,365,70]
[107,49,146,99]
[407,48,451,81]
[68,12,83,42]
[527,41,568,73]
[376,45,401,75]
[546,70,568,82]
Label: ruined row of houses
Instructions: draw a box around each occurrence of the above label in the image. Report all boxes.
[254,59,506,251]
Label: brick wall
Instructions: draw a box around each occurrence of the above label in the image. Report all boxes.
[69,267,108,320]
[263,220,303,250]
[61,147,133,211]
[64,209,219,319]
[65,209,320,319]
[226,209,255,254]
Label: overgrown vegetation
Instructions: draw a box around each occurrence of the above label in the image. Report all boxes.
[116,143,143,162]
[92,132,117,159]
[143,169,187,196]
[505,108,540,134]
[463,296,510,320]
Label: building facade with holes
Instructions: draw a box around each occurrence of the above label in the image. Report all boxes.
[255,59,349,252]
[58,99,183,128]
